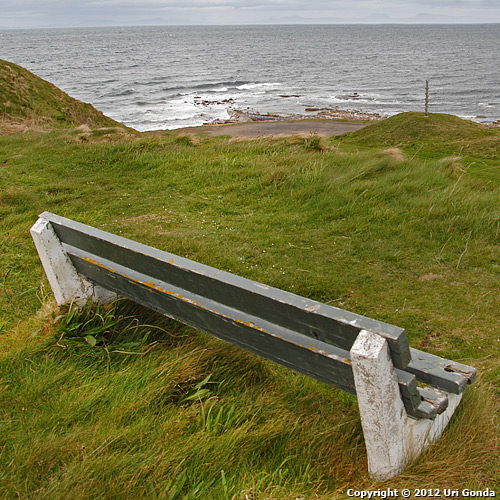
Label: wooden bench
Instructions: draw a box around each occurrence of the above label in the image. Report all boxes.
[31,212,476,479]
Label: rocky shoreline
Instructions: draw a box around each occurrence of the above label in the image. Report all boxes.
[215,107,384,125]
[211,107,500,128]
[190,95,384,126]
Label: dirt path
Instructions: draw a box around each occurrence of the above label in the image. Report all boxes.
[182,119,369,138]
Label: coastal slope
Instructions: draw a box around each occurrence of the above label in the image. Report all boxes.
[0,59,121,134]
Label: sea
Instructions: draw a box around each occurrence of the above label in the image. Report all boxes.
[1,24,500,131]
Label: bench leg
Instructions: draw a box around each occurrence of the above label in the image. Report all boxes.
[30,217,116,306]
[351,329,462,480]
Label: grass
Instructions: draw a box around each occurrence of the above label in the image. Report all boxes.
[1,63,500,498]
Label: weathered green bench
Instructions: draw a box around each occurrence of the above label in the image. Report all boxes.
[31,212,476,479]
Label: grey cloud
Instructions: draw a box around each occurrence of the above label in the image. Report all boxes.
[1,0,499,28]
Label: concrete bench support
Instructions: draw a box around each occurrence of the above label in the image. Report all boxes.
[351,330,462,480]
[30,217,115,306]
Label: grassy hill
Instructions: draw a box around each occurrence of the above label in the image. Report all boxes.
[0,59,122,133]
[340,111,500,164]
[0,64,499,498]
[342,111,497,147]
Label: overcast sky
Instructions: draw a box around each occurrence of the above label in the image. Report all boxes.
[1,0,500,29]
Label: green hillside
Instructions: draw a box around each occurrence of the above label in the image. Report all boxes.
[0,59,121,132]
[0,63,499,498]
[341,111,500,159]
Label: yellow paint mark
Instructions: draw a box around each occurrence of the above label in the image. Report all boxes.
[82,256,117,273]
[139,281,201,306]
[233,318,268,333]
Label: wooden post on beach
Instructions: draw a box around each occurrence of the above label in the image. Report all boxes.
[425,80,429,117]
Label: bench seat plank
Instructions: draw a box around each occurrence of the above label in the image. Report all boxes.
[407,348,476,395]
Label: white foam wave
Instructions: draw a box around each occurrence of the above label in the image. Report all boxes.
[237,82,281,90]
[123,96,232,131]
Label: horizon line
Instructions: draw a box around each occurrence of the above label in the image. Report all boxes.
[2,21,500,30]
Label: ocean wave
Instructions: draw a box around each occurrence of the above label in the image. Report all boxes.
[192,80,248,90]
[104,88,137,97]
[333,93,377,102]
[115,88,137,96]
[125,102,231,131]
[161,80,249,94]
[237,82,281,90]
[161,81,283,95]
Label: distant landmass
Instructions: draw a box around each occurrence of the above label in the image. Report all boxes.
[251,13,499,25]
[1,12,499,29]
